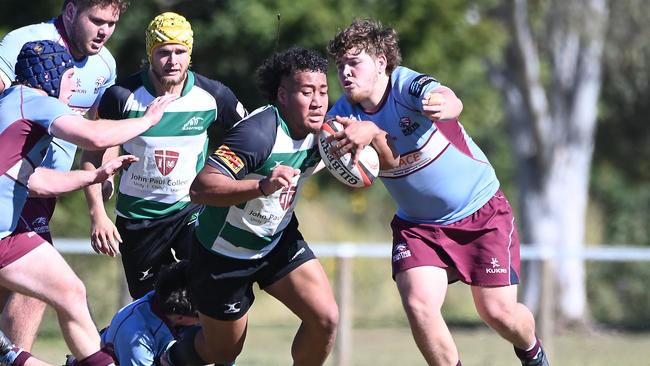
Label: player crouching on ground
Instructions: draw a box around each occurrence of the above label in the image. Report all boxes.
[100,260,200,366]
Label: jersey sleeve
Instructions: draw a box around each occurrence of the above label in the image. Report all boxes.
[393,67,442,112]
[97,84,131,120]
[21,90,76,134]
[93,51,117,110]
[194,74,247,130]
[206,106,277,179]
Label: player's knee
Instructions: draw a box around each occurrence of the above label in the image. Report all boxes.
[402,292,440,321]
[56,275,88,310]
[477,300,517,330]
[314,305,339,341]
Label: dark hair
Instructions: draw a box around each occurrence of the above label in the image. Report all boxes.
[327,18,402,74]
[62,0,130,14]
[256,47,328,103]
[153,260,196,317]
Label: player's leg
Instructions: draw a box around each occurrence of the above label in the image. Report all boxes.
[193,313,246,364]
[471,285,548,365]
[0,291,46,350]
[264,258,338,365]
[396,266,459,366]
[0,240,101,360]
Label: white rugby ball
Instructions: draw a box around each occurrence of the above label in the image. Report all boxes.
[318,119,380,188]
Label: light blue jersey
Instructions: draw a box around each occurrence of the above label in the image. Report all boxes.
[101,292,177,366]
[328,66,499,225]
[0,17,117,172]
[0,86,75,239]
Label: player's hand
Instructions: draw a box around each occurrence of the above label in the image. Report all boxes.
[329,116,379,164]
[143,94,177,127]
[422,92,446,121]
[90,214,121,257]
[259,165,300,196]
[92,155,139,184]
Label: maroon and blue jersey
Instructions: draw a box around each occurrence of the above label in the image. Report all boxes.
[328,66,499,225]
[0,86,75,239]
[0,17,117,172]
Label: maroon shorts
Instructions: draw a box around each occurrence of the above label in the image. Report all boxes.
[390,191,521,286]
[0,231,48,269]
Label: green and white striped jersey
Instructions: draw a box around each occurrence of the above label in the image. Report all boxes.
[195,106,321,259]
[98,70,246,219]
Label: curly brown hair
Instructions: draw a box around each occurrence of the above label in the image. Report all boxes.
[62,0,130,14]
[327,18,402,74]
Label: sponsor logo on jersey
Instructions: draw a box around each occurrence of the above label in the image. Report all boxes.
[486,257,507,274]
[399,117,420,136]
[182,116,205,131]
[408,74,437,97]
[154,150,180,176]
[279,184,297,210]
[215,145,244,174]
[392,242,412,262]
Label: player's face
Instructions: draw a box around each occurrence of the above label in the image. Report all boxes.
[58,68,77,105]
[277,71,328,140]
[150,43,190,90]
[336,49,385,106]
[67,4,120,57]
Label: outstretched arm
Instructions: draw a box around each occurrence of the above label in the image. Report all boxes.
[50,94,176,150]
[28,155,138,197]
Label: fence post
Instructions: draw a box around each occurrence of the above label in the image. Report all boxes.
[538,249,555,354]
[334,248,353,366]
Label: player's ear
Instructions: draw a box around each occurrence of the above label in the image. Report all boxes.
[376,54,387,75]
[63,1,77,23]
[277,85,287,106]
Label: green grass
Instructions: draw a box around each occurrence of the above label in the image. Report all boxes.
[32,322,650,366]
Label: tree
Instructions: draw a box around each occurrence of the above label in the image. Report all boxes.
[490,0,609,326]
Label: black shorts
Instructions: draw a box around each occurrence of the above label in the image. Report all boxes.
[117,203,201,298]
[189,216,316,321]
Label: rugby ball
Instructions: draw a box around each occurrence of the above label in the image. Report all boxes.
[318,119,380,188]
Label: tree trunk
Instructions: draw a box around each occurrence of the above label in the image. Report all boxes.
[494,0,608,325]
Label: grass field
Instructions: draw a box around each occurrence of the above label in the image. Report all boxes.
[32,323,650,366]
[25,253,648,366]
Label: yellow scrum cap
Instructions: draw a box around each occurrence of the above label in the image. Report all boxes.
[146,12,194,61]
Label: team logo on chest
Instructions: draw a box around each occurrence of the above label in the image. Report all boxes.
[279,184,297,210]
[154,150,180,176]
[399,116,420,136]
[94,76,106,94]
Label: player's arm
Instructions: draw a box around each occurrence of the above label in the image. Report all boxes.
[191,109,297,206]
[421,86,463,122]
[330,116,400,170]
[81,147,122,257]
[27,155,138,197]
[50,94,176,150]
[190,164,299,207]
[80,84,133,257]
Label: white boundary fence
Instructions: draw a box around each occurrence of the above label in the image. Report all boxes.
[57,239,650,366]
